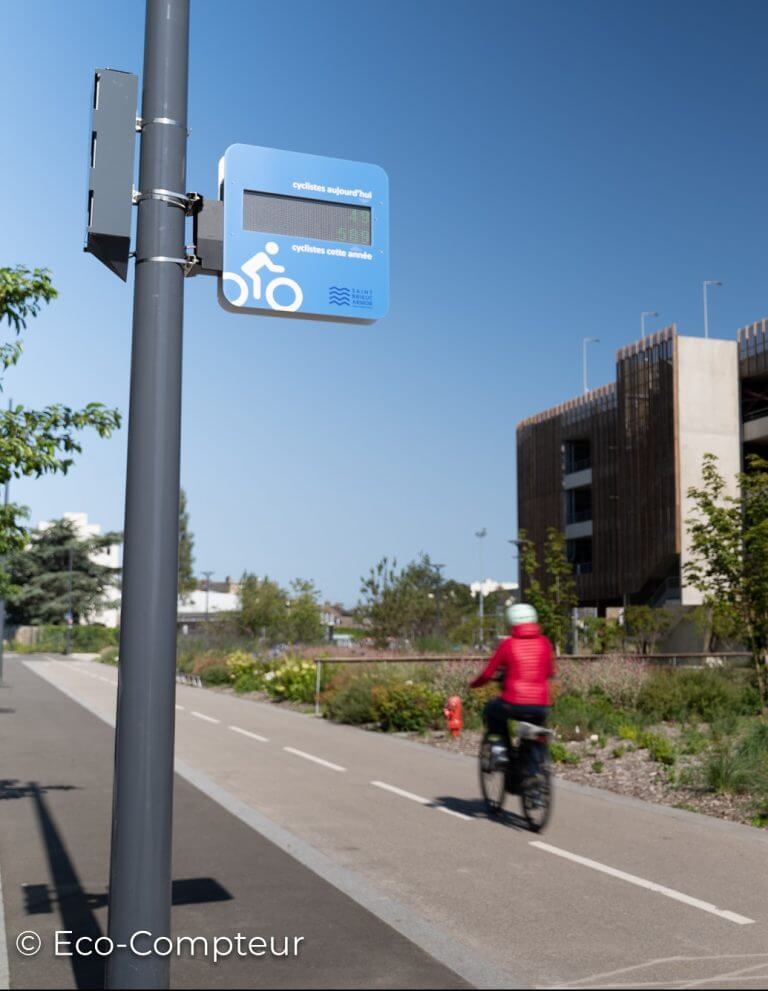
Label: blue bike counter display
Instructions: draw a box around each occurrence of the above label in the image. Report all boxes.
[218,144,389,322]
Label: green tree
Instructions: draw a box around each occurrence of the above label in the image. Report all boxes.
[518,527,577,653]
[237,572,289,643]
[7,518,120,625]
[357,553,449,648]
[0,266,121,572]
[177,488,196,601]
[624,605,673,655]
[684,453,768,712]
[287,579,324,644]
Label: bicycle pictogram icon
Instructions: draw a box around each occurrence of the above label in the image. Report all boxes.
[223,241,304,312]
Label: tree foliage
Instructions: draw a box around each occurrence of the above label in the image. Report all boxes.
[684,453,768,711]
[237,572,324,644]
[356,553,497,648]
[0,266,121,563]
[7,518,120,626]
[623,605,674,655]
[518,527,577,652]
[178,488,196,601]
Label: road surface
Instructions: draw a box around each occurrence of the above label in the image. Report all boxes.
[2,654,768,989]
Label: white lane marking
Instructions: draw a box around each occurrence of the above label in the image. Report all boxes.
[175,705,185,711]
[371,780,473,821]
[284,747,345,772]
[97,676,113,683]
[530,841,755,925]
[190,710,220,724]
[229,725,269,743]
[679,961,768,989]
[554,953,768,989]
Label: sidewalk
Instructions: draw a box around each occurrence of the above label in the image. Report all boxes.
[0,656,468,989]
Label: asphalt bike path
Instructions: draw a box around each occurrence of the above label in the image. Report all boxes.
[13,656,768,989]
[0,657,469,990]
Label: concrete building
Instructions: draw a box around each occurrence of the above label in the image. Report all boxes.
[516,324,754,614]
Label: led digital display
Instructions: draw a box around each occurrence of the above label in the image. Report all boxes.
[243,190,372,246]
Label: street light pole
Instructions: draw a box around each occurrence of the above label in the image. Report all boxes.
[202,570,214,620]
[640,311,658,336]
[65,545,73,656]
[0,399,11,686]
[582,337,599,394]
[703,280,722,339]
[475,529,486,647]
[106,1,189,987]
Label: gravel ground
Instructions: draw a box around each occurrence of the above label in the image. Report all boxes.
[406,726,766,829]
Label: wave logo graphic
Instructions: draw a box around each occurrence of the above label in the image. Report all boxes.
[329,286,351,306]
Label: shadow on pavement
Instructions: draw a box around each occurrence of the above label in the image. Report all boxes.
[435,795,532,830]
[1,780,234,990]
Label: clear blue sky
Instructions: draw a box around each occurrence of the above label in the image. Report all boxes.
[3,0,768,604]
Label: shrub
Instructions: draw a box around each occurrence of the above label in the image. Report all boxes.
[200,663,231,686]
[704,742,754,794]
[591,760,604,774]
[551,694,631,740]
[98,645,119,666]
[550,740,579,764]
[371,681,443,733]
[322,669,387,725]
[637,669,757,723]
[618,723,640,742]
[557,656,650,709]
[264,658,317,704]
[639,731,676,766]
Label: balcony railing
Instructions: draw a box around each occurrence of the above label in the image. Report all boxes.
[567,508,593,525]
[565,456,592,474]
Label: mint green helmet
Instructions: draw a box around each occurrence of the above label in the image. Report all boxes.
[506,602,538,627]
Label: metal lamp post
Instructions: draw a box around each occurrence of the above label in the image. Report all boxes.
[475,528,487,647]
[202,570,214,620]
[703,280,723,339]
[582,337,600,394]
[640,310,658,336]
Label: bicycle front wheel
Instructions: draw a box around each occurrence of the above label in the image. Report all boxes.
[479,737,506,816]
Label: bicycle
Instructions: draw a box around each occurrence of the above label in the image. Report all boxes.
[479,721,554,832]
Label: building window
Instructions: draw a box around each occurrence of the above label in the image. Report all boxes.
[567,536,593,574]
[565,439,591,473]
[566,486,592,525]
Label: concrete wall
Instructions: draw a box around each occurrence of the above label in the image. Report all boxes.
[675,336,741,605]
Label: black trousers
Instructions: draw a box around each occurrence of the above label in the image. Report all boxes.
[484,698,549,773]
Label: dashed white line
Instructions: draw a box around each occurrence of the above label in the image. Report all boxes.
[190,710,220,724]
[530,841,755,925]
[283,747,345,772]
[175,705,185,711]
[371,781,472,821]
[229,725,269,743]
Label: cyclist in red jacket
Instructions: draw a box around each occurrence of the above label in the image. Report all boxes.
[470,603,555,772]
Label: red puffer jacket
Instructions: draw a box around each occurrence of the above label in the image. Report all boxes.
[470,623,555,706]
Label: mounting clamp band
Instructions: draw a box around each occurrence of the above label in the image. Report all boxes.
[136,115,190,135]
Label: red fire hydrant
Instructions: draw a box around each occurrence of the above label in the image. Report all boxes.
[443,696,463,737]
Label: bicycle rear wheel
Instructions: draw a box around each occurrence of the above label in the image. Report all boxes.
[479,736,507,816]
[521,755,552,832]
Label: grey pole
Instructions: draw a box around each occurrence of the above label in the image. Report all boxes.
[0,399,11,685]
[641,311,658,337]
[475,529,486,647]
[703,280,722,339]
[65,546,73,655]
[106,1,189,988]
[0,460,9,683]
[582,337,599,395]
[202,569,214,619]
